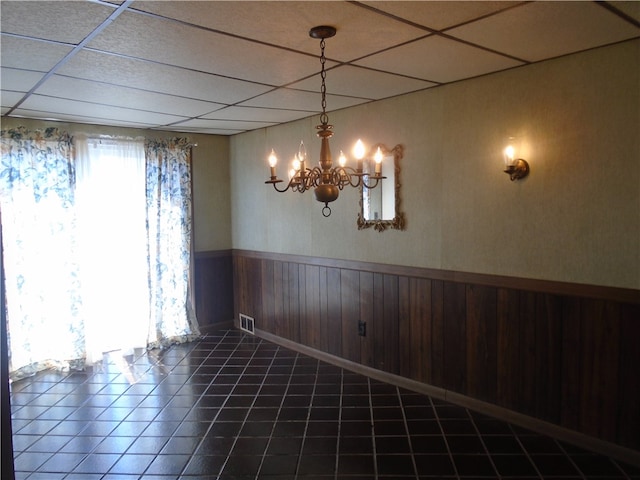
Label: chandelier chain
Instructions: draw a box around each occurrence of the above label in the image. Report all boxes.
[319,38,328,126]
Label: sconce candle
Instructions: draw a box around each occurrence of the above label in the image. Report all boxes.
[502,141,530,181]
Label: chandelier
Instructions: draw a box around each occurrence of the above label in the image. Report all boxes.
[265,25,385,217]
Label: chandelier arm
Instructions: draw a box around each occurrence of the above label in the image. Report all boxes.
[336,166,365,188]
[305,167,323,187]
[299,173,315,192]
[361,176,386,189]
[266,179,295,193]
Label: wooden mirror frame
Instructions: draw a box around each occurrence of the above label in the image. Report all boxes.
[357,143,406,232]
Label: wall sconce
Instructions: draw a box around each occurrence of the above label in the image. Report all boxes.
[503,140,530,181]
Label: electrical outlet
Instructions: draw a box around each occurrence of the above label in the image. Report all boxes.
[358,320,366,337]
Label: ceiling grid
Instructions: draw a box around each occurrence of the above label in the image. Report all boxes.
[1,0,638,135]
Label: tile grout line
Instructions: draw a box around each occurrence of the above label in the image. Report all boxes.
[254,348,304,479]
[430,395,461,480]
[293,353,321,479]
[178,331,263,478]
[509,423,545,479]
[396,385,420,480]
[466,408,504,479]
[555,438,589,480]
[333,366,344,480]
[368,377,380,479]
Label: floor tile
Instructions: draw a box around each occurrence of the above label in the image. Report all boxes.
[8,329,637,479]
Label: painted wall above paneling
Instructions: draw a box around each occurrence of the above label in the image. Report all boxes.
[230,40,640,290]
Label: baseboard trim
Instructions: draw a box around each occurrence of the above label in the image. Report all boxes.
[253,327,640,468]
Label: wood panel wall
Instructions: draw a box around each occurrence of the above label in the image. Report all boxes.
[194,250,234,329]
[232,249,640,453]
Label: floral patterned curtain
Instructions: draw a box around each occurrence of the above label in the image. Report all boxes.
[1,129,200,379]
[145,138,200,349]
[0,127,84,379]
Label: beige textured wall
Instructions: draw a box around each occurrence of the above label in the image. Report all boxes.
[0,118,231,252]
[230,39,640,290]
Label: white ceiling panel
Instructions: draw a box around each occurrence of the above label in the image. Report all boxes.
[0,1,115,44]
[132,1,428,61]
[171,118,277,132]
[361,1,522,31]
[448,1,640,62]
[1,1,638,135]
[613,1,640,22]
[355,35,523,84]
[0,68,47,94]
[239,88,368,112]
[87,10,321,86]
[1,90,27,108]
[19,95,188,126]
[0,36,73,71]
[165,126,246,135]
[10,109,157,129]
[36,75,226,118]
[290,65,437,100]
[56,50,272,104]
[200,106,315,124]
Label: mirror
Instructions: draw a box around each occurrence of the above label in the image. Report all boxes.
[357,144,405,231]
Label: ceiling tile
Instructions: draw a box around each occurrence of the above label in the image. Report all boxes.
[171,118,276,132]
[1,90,26,108]
[201,106,315,124]
[289,65,436,100]
[0,68,47,94]
[36,75,225,118]
[355,35,523,84]
[10,108,157,129]
[0,1,115,44]
[56,50,272,105]
[132,1,428,62]
[239,88,368,112]
[162,126,246,135]
[448,1,640,62]
[612,1,640,22]
[361,1,522,31]
[86,10,321,86]
[19,95,188,126]
[2,0,637,135]
[0,36,73,71]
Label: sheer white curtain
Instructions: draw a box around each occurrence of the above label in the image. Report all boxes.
[74,135,150,363]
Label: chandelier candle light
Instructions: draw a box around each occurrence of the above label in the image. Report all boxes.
[265,25,385,217]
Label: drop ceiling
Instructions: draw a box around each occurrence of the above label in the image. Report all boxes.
[1,1,638,135]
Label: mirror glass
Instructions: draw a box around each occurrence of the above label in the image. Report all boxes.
[357,144,405,231]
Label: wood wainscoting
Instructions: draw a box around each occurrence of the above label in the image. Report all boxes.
[194,250,234,331]
[232,249,640,458]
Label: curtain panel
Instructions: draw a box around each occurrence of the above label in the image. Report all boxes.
[0,127,84,378]
[1,128,200,379]
[145,138,200,349]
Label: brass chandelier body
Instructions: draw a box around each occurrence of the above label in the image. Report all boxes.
[265,26,385,217]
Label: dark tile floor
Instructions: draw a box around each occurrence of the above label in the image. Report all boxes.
[9,329,640,479]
